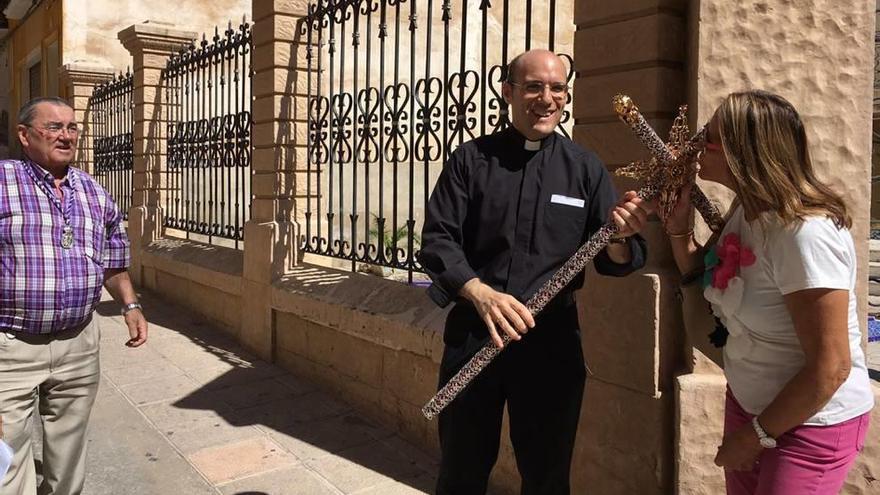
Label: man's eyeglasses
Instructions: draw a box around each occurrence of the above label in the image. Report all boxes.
[26,123,80,137]
[508,81,569,97]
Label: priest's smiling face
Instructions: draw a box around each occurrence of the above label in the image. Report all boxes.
[503,50,568,141]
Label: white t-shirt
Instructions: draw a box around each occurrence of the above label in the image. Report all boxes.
[705,205,874,425]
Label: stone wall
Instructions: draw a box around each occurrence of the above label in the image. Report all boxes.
[62,0,251,71]
[270,268,447,456]
[679,1,879,494]
[138,238,244,336]
[571,1,690,493]
[691,0,874,327]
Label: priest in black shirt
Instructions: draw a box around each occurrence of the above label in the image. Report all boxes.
[419,49,651,494]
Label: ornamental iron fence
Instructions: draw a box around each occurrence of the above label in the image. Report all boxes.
[300,0,574,282]
[89,71,134,220]
[162,18,253,248]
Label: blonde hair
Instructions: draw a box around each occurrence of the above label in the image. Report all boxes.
[715,90,851,229]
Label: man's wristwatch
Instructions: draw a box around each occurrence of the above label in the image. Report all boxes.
[121,302,143,316]
[751,417,777,448]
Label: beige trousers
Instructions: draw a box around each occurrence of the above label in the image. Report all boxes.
[0,318,100,495]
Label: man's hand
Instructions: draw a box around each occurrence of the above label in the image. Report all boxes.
[459,279,535,349]
[713,424,764,471]
[605,190,651,264]
[609,190,651,238]
[122,308,148,347]
[103,269,148,347]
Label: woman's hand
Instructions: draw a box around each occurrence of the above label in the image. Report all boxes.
[662,182,695,235]
[714,424,763,471]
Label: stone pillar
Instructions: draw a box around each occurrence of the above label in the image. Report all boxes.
[242,1,310,359]
[679,2,878,495]
[118,22,196,285]
[571,1,689,494]
[59,63,115,175]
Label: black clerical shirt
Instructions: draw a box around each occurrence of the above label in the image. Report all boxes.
[419,127,646,309]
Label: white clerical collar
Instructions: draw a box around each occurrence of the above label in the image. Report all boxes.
[524,139,541,151]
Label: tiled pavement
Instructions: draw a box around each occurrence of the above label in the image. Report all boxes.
[81,290,438,495]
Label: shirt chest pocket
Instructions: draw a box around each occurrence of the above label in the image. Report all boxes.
[85,227,106,266]
[0,211,25,244]
[73,216,107,266]
[542,201,588,256]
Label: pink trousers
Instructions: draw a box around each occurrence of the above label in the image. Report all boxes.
[724,389,870,495]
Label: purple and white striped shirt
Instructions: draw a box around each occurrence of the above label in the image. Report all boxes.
[0,158,130,334]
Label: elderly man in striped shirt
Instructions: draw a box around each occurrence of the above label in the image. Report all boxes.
[0,97,148,495]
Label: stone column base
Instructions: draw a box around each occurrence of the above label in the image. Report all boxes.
[240,219,300,360]
[675,373,726,495]
[128,205,163,285]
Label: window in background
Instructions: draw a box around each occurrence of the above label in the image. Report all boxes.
[45,40,58,96]
[28,61,41,99]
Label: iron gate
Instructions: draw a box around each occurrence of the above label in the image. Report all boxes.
[89,71,134,220]
[162,19,253,248]
[300,0,574,282]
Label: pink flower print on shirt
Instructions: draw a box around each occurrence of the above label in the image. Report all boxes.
[703,233,756,290]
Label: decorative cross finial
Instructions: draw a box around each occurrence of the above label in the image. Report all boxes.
[612,95,725,233]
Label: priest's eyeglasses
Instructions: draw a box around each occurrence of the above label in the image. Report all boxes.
[508,81,570,97]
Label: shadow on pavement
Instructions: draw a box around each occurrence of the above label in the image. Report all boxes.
[95,290,436,493]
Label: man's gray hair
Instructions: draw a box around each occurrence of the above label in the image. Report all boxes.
[18,97,73,126]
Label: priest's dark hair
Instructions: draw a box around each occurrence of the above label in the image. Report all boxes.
[506,52,527,83]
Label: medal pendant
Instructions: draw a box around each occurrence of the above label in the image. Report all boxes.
[61,226,74,249]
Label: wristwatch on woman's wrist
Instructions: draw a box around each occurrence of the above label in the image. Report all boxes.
[751,417,777,448]
[121,302,143,316]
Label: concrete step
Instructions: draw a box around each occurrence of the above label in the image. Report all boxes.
[871,240,880,262]
[871,261,880,280]
[871,280,880,297]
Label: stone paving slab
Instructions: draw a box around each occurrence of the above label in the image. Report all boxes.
[187,436,299,485]
[306,440,428,494]
[352,474,437,495]
[102,354,187,387]
[261,413,391,462]
[217,466,340,495]
[83,379,215,495]
[82,291,436,494]
[185,361,290,390]
[191,376,316,410]
[119,374,204,406]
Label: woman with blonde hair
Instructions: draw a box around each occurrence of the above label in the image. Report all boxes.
[663,90,873,494]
